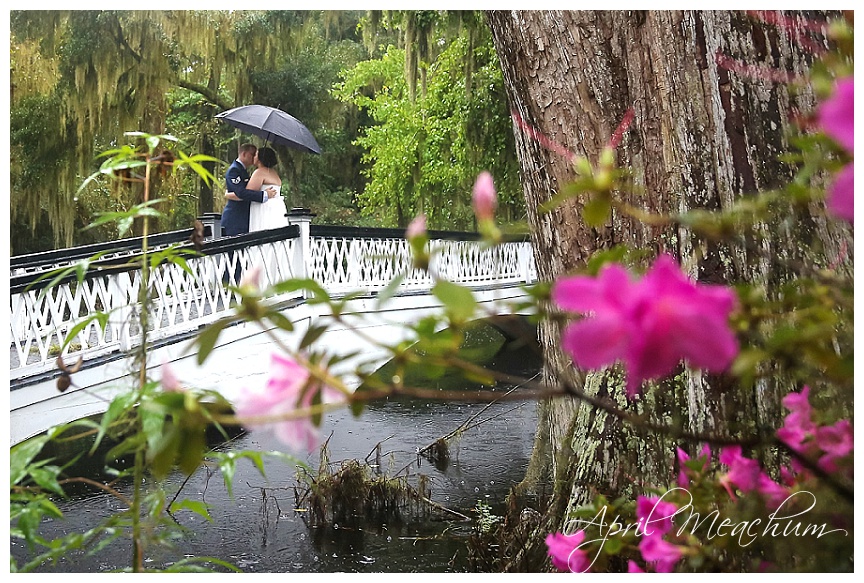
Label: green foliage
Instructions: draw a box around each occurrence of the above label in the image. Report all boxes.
[334,27,523,229]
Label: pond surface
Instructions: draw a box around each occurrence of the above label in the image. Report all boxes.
[11,347,543,573]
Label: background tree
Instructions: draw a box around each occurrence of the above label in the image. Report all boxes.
[484,10,852,570]
[9,10,368,251]
[335,14,523,229]
[10,10,521,253]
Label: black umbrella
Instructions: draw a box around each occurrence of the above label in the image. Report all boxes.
[215,104,321,154]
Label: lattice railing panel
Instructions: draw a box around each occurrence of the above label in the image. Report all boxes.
[10,237,300,378]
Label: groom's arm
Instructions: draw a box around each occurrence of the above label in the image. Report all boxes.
[226,166,266,202]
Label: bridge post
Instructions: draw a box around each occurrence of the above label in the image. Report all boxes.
[197,213,222,239]
[287,208,316,296]
[518,242,534,284]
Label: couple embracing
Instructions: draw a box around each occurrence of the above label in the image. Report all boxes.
[220,143,290,236]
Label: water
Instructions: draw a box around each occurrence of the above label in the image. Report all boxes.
[11,347,543,573]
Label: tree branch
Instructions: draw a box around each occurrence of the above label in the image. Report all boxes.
[175,79,233,111]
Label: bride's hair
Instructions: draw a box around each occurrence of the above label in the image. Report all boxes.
[257,147,278,168]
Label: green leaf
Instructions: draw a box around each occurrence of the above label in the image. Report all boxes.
[585,246,629,276]
[170,499,214,522]
[432,280,477,323]
[299,323,329,350]
[270,278,328,300]
[216,454,237,499]
[28,467,66,497]
[90,391,137,454]
[62,312,109,351]
[149,425,181,480]
[583,195,611,227]
[195,320,229,365]
[10,436,50,486]
[266,311,294,332]
[375,274,406,307]
[178,428,206,476]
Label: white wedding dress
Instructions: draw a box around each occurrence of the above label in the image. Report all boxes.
[248,184,289,232]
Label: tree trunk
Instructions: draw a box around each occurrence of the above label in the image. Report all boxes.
[485,10,849,571]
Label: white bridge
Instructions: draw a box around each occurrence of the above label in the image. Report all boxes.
[9,210,537,446]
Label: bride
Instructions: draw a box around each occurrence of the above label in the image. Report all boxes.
[225,146,289,231]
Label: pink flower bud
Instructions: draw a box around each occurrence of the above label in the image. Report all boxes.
[239,264,262,290]
[406,214,427,240]
[160,362,183,392]
[472,171,498,221]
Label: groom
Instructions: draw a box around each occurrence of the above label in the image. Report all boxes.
[220,143,276,236]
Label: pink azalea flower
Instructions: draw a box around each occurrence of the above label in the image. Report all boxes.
[239,264,262,291]
[781,386,815,434]
[815,419,854,473]
[160,362,183,392]
[638,534,682,573]
[234,353,343,453]
[826,163,854,223]
[817,77,854,153]
[719,446,761,495]
[815,419,853,457]
[628,560,645,573]
[636,495,679,537]
[406,213,427,240]
[552,254,739,396]
[756,472,790,509]
[817,77,854,224]
[545,530,591,572]
[472,171,498,221]
[776,424,810,456]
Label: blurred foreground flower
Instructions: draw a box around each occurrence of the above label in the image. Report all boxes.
[234,353,344,453]
[472,171,498,221]
[552,254,739,397]
[817,76,854,223]
[545,530,591,572]
[472,171,502,243]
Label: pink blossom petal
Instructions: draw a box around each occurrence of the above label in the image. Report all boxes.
[827,163,854,224]
[560,315,630,370]
[160,362,182,392]
[757,472,790,509]
[472,171,498,220]
[636,496,678,537]
[233,353,339,454]
[720,446,761,492]
[552,264,633,313]
[815,419,853,457]
[638,535,682,573]
[406,214,427,239]
[817,77,854,153]
[545,531,590,572]
[667,302,739,372]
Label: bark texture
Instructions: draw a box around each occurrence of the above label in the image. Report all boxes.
[485,10,850,571]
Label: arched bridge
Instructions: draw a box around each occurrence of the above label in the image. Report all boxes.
[9,210,538,445]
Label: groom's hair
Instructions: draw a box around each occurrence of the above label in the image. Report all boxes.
[238,143,257,155]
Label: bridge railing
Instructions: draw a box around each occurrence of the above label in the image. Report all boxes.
[10,226,302,380]
[308,225,536,294]
[10,213,536,382]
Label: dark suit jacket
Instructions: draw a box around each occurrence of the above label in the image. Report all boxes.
[221,159,267,236]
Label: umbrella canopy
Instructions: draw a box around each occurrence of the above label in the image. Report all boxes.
[215,105,321,154]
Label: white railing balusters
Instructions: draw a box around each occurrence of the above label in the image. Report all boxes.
[10,227,535,381]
